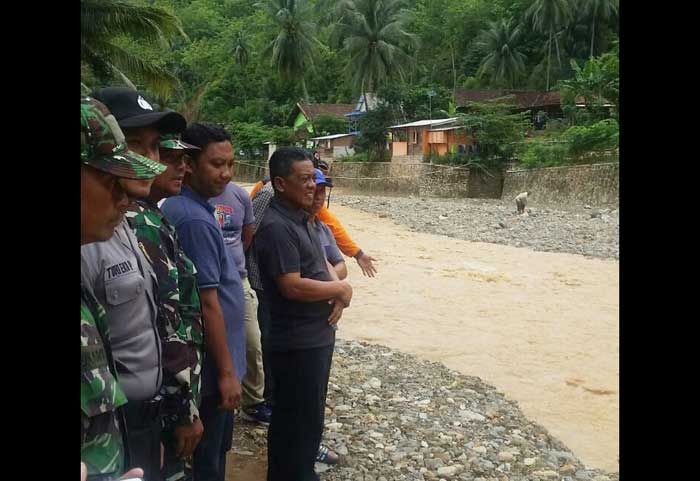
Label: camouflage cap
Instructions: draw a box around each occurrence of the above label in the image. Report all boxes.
[160,132,200,151]
[81,97,166,180]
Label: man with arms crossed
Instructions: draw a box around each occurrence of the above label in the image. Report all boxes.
[255,147,353,481]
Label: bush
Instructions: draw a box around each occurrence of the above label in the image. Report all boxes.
[563,118,619,157]
[518,118,619,168]
[519,140,571,168]
[336,152,369,162]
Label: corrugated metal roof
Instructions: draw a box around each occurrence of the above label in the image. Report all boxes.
[298,102,355,120]
[388,118,458,129]
[310,133,356,141]
[455,89,561,109]
[428,126,465,132]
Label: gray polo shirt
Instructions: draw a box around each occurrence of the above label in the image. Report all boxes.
[81,218,162,401]
[312,217,344,266]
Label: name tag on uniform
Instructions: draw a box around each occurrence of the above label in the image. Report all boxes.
[104,259,136,281]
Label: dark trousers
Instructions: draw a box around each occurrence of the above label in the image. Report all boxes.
[123,400,163,481]
[162,425,192,481]
[267,344,334,481]
[255,289,274,402]
[193,394,234,481]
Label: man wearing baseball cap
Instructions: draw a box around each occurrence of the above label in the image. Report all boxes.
[81,96,166,481]
[125,131,206,481]
[92,87,187,133]
[92,87,207,481]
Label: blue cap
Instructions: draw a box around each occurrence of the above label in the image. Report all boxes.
[314,168,333,187]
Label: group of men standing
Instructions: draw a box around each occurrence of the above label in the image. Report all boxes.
[81,86,377,481]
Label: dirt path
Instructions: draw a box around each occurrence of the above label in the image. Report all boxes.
[229,185,618,475]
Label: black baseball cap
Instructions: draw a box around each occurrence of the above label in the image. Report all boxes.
[92,87,187,134]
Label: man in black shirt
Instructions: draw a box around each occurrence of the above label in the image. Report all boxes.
[255,147,353,481]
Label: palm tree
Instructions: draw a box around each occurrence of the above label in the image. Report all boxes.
[582,0,619,58]
[526,0,573,91]
[258,0,319,101]
[232,31,250,68]
[81,0,187,97]
[332,0,418,107]
[477,18,527,89]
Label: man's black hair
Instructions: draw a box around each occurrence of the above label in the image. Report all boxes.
[269,147,313,190]
[182,122,231,160]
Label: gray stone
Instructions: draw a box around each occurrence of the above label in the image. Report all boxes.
[459,410,486,422]
[437,465,461,478]
[550,450,577,463]
[532,470,560,479]
[497,452,515,462]
[326,422,343,431]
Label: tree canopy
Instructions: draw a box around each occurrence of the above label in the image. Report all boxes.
[81,0,619,164]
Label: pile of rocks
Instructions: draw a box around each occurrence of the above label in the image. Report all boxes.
[336,195,619,260]
[233,340,618,481]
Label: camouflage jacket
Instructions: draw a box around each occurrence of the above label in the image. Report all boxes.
[81,286,127,478]
[125,199,204,427]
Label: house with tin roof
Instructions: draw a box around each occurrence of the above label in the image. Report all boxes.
[387,117,473,163]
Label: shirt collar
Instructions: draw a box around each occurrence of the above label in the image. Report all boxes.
[271,196,309,224]
[181,185,215,214]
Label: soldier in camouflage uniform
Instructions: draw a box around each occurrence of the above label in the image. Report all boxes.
[81,96,166,480]
[125,132,205,481]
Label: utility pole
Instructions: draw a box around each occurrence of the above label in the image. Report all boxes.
[428,89,436,121]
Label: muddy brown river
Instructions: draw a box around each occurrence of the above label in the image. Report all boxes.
[330,203,619,472]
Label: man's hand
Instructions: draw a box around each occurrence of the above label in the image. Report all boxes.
[218,373,242,411]
[338,280,353,307]
[174,418,204,459]
[327,298,345,326]
[120,467,145,479]
[355,252,378,277]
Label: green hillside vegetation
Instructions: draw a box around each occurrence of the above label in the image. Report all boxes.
[81,0,619,167]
